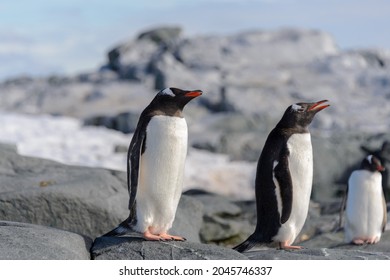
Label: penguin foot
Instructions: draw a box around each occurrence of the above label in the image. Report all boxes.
[366,237,379,244]
[279,242,302,250]
[351,239,365,245]
[143,229,186,241]
[159,233,186,241]
[143,230,164,241]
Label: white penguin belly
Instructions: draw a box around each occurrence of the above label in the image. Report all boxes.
[345,171,384,242]
[273,133,313,244]
[135,115,188,234]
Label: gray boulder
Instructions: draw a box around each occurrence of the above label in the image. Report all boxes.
[0,76,153,119]
[1,28,390,141]
[137,26,182,44]
[170,195,204,243]
[91,236,247,260]
[190,112,271,161]
[84,111,140,134]
[0,144,129,238]
[0,220,92,260]
[184,190,253,245]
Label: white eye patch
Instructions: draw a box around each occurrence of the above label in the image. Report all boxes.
[291,104,303,111]
[366,155,373,164]
[160,88,175,97]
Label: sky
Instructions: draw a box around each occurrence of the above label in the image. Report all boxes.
[0,0,389,81]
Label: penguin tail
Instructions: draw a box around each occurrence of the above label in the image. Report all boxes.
[233,234,260,253]
[102,218,133,237]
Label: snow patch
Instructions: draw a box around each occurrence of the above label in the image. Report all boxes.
[0,112,256,199]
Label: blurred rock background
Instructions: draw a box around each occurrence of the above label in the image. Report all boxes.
[1,26,389,202]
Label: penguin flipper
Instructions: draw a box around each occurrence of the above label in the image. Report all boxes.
[127,121,146,211]
[273,147,293,224]
[232,234,260,253]
[382,193,387,232]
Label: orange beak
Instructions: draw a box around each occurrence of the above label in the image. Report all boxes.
[377,165,385,172]
[185,90,203,97]
[308,100,330,112]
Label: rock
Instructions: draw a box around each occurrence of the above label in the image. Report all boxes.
[1,28,390,136]
[91,236,248,260]
[107,39,159,80]
[0,76,153,119]
[239,230,390,260]
[137,26,182,45]
[311,132,384,202]
[0,144,129,238]
[84,111,140,134]
[190,112,271,161]
[243,247,390,260]
[1,27,390,206]
[1,28,390,139]
[177,28,337,70]
[296,213,340,243]
[219,199,339,247]
[170,195,204,243]
[319,199,345,216]
[199,84,236,113]
[184,190,255,245]
[253,229,390,259]
[186,190,242,217]
[0,220,92,260]
[300,230,390,250]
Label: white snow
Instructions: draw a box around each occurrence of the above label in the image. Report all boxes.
[0,112,129,171]
[0,112,256,199]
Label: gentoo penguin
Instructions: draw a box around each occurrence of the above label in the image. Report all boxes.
[341,155,387,245]
[233,100,329,252]
[361,141,390,200]
[104,87,202,241]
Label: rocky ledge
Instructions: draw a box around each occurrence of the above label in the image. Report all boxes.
[0,143,389,260]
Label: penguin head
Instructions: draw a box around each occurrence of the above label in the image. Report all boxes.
[361,155,385,172]
[156,88,202,109]
[277,100,330,130]
[151,87,202,115]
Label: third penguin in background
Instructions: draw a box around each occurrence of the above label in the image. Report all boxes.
[341,155,387,245]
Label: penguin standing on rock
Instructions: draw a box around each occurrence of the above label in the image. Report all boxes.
[341,155,387,245]
[233,100,330,252]
[104,87,202,241]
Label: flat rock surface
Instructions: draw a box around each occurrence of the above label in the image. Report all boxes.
[241,231,390,260]
[0,220,92,260]
[91,235,248,260]
[243,247,390,260]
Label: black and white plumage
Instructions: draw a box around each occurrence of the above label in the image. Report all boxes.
[104,87,202,241]
[233,100,329,252]
[341,155,387,245]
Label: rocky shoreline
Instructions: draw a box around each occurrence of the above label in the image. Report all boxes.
[1,26,389,260]
[0,143,389,260]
